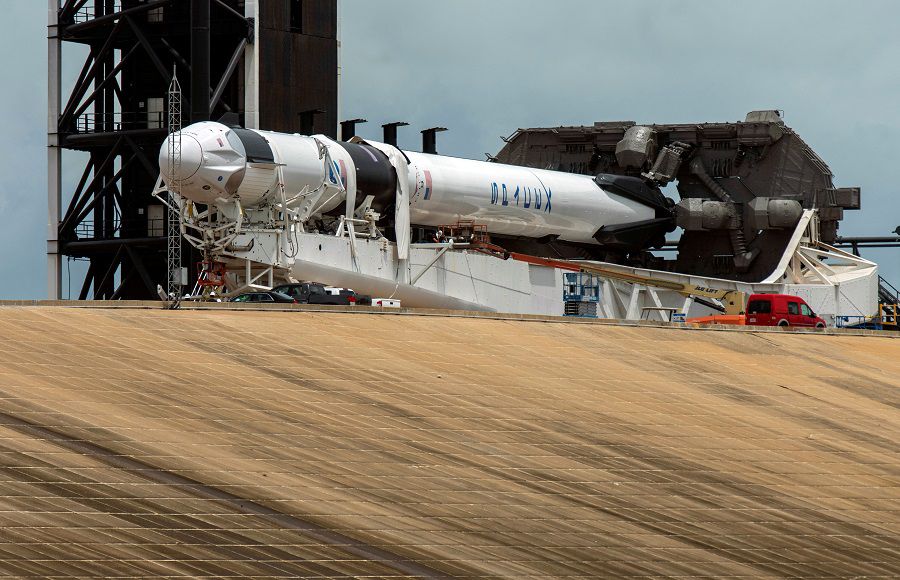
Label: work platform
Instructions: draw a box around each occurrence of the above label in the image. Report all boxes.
[0,305,897,577]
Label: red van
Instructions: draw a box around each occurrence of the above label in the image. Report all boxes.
[746,294,826,328]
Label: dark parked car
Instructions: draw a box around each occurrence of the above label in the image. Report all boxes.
[230,291,296,304]
[273,282,331,304]
[273,282,370,305]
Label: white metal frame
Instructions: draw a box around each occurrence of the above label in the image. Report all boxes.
[589,211,878,322]
[222,258,277,297]
[47,0,62,298]
[763,211,876,285]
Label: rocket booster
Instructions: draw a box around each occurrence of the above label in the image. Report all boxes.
[159,121,673,247]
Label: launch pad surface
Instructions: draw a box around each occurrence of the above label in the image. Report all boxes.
[0,305,898,577]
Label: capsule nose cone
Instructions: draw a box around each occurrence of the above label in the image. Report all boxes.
[157,121,249,205]
[160,133,203,184]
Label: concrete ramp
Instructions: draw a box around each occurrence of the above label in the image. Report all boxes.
[0,305,898,578]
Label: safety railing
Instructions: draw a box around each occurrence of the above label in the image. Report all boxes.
[70,1,124,23]
[563,272,601,303]
[879,275,899,304]
[73,218,165,240]
[73,112,166,134]
[835,315,884,331]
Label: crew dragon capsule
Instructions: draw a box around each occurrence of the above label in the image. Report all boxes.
[159,121,675,251]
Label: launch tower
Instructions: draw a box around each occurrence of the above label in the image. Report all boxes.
[47,0,338,299]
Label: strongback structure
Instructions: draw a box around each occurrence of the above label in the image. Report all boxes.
[495,111,863,283]
[48,0,338,299]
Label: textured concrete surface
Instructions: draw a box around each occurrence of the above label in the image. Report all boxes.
[0,305,897,578]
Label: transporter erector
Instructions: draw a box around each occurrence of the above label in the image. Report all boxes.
[155,118,877,320]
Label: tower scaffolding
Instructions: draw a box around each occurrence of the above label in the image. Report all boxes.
[166,69,183,298]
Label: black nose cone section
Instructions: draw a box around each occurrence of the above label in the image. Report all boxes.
[594,173,671,215]
[341,142,398,211]
[592,174,675,250]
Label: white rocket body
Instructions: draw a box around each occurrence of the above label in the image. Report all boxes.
[403,151,652,244]
[159,121,656,245]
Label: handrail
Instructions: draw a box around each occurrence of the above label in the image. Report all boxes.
[879,275,899,302]
[73,111,165,134]
[72,218,166,240]
[70,1,123,23]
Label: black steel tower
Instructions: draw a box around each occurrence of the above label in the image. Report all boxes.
[48,0,338,299]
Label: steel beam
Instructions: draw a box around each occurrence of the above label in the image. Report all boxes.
[63,0,173,35]
[191,0,211,123]
[60,138,122,233]
[63,129,167,149]
[124,245,159,295]
[210,38,247,114]
[53,0,337,300]
[65,238,167,253]
[48,0,62,298]
[67,158,135,235]
[124,16,171,84]
[70,43,140,122]
[213,0,248,22]
[77,261,95,300]
[243,0,260,129]
[59,19,121,129]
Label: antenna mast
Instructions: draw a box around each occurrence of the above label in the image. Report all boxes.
[166,67,183,298]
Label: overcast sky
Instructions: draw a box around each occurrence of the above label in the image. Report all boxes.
[1,0,897,299]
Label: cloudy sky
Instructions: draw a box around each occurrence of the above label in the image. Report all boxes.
[1,0,897,298]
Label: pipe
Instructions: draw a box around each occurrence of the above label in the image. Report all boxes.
[835,236,900,243]
[410,242,455,285]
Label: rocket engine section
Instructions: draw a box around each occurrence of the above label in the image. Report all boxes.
[159,121,678,254]
[676,199,737,231]
[675,198,803,232]
[747,198,805,230]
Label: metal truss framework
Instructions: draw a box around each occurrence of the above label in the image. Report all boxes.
[49,0,252,299]
[166,69,183,298]
[595,211,879,322]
